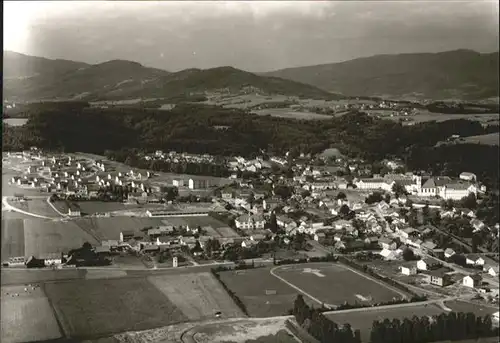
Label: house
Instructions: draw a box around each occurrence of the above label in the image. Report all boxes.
[407,237,423,249]
[235,214,265,230]
[120,230,135,242]
[400,262,418,276]
[250,234,266,242]
[459,172,477,182]
[380,248,401,260]
[379,237,398,250]
[421,241,437,252]
[94,245,112,256]
[241,239,258,248]
[364,236,379,246]
[400,227,419,240]
[470,219,486,232]
[444,248,456,259]
[466,255,485,266]
[67,203,81,217]
[485,266,499,277]
[263,198,282,211]
[422,269,451,287]
[314,232,326,242]
[40,253,63,266]
[463,274,482,288]
[188,179,210,190]
[417,258,439,271]
[221,191,233,200]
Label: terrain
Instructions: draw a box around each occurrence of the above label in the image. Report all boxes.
[264,50,499,101]
[3,52,337,102]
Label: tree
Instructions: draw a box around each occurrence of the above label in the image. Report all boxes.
[402,247,417,261]
[365,192,384,204]
[336,192,347,200]
[269,212,278,233]
[392,182,407,197]
[339,204,351,218]
[461,193,478,209]
[204,238,221,256]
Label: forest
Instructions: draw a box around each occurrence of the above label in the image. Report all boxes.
[2,103,499,188]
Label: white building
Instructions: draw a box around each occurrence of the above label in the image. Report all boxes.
[463,274,482,289]
[400,264,417,275]
[466,255,485,266]
[459,172,477,182]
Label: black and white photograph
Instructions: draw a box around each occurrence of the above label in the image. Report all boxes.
[1,1,499,342]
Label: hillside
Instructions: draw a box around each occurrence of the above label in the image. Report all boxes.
[264,50,499,101]
[3,53,339,101]
[3,51,89,79]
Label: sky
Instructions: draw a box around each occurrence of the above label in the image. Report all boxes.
[3,1,499,72]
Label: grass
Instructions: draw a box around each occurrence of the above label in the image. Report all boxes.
[453,133,499,146]
[252,109,333,120]
[26,198,60,217]
[444,300,499,317]
[148,272,244,321]
[273,263,405,307]
[1,219,25,260]
[1,285,62,343]
[325,303,445,342]
[23,218,100,257]
[44,277,187,339]
[217,268,315,318]
[1,268,87,286]
[73,216,165,241]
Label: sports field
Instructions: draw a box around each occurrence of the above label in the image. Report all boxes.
[44,277,187,338]
[217,268,316,318]
[1,285,62,343]
[149,272,244,320]
[444,300,499,317]
[325,303,445,342]
[26,198,60,217]
[273,263,406,307]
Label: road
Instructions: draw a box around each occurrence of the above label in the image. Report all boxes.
[373,206,393,233]
[2,196,57,220]
[46,196,68,218]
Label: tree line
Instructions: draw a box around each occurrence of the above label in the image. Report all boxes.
[292,294,498,343]
[3,103,498,189]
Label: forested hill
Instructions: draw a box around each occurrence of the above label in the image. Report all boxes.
[3,52,338,101]
[3,103,499,188]
[264,50,499,101]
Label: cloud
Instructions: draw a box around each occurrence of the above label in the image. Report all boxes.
[4,1,498,72]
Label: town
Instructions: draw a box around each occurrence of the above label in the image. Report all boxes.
[3,147,499,304]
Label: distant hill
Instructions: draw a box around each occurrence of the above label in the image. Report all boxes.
[264,50,499,101]
[3,50,89,79]
[3,52,338,101]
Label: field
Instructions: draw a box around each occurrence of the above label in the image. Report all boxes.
[26,198,60,217]
[273,263,406,307]
[148,272,244,321]
[1,268,87,286]
[252,109,333,120]
[44,277,187,338]
[1,285,62,343]
[440,132,500,147]
[76,201,161,214]
[325,303,445,342]
[191,318,292,343]
[73,216,166,241]
[444,300,499,317]
[2,217,100,261]
[1,219,25,260]
[372,110,500,125]
[23,218,100,257]
[217,267,316,318]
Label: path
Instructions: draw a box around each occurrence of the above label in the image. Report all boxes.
[2,196,56,220]
[46,196,68,218]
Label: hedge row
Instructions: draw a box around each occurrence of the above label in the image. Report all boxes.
[211,269,249,316]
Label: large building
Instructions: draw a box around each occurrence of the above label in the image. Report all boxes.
[188,179,211,190]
